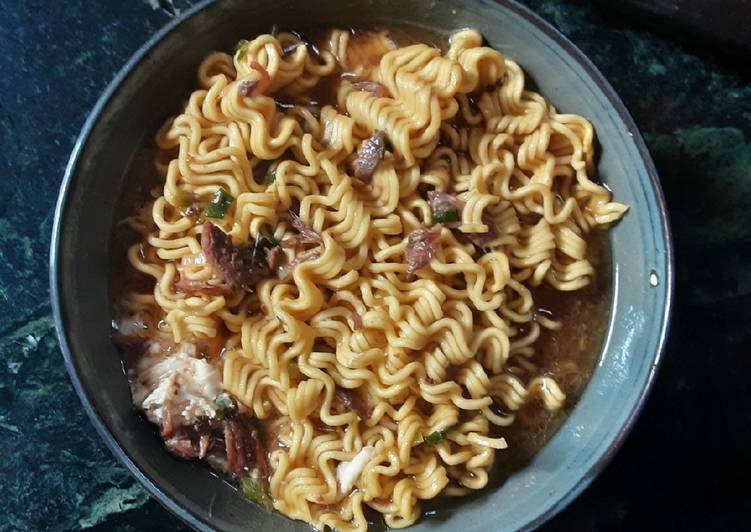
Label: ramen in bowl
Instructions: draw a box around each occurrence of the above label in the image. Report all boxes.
[111,27,627,531]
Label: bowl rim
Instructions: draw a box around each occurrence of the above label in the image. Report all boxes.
[49,0,674,530]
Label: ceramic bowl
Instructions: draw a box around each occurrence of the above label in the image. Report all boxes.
[50,0,673,530]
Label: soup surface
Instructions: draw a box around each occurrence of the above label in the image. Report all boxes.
[111,27,625,531]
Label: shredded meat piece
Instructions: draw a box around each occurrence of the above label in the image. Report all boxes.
[165,432,202,460]
[406,226,442,274]
[224,418,248,475]
[174,276,232,296]
[278,248,321,280]
[427,190,459,214]
[199,434,211,458]
[201,222,270,290]
[288,211,322,244]
[265,246,284,272]
[160,410,175,439]
[224,417,268,477]
[352,80,390,98]
[274,213,323,278]
[335,387,369,420]
[427,190,462,228]
[352,130,387,182]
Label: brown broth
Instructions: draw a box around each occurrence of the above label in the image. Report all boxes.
[420,230,612,523]
[494,230,611,470]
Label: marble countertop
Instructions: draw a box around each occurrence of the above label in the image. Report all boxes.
[1,0,748,530]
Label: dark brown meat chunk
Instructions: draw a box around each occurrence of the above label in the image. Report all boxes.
[352,131,387,182]
[201,222,270,290]
[406,226,442,274]
[201,223,248,288]
[352,80,391,98]
[335,387,370,420]
[224,417,268,478]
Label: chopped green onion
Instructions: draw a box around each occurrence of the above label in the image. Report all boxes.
[424,425,456,445]
[241,476,272,509]
[234,39,251,60]
[255,234,280,250]
[248,234,281,266]
[260,235,280,247]
[264,169,276,185]
[205,188,235,219]
[431,209,459,225]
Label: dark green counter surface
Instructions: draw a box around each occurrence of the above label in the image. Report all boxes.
[1,1,748,530]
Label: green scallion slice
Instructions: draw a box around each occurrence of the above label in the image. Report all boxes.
[205,188,235,219]
[259,235,280,248]
[241,476,272,509]
[431,209,459,225]
[424,424,457,445]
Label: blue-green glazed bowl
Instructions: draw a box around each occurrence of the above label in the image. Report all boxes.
[50,0,673,530]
